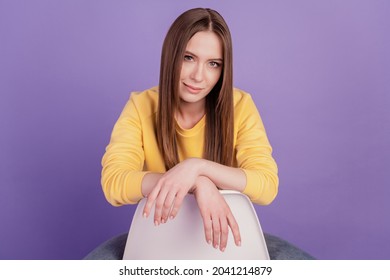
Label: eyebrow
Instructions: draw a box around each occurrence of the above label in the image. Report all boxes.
[184,50,223,62]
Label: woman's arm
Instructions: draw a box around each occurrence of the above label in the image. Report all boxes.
[141,172,163,198]
[195,158,247,192]
[101,95,148,206]
[141,158,245,224]
[102,89,178,206]
[231,92,279,205]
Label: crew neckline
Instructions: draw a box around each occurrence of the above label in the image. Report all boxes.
[175,115,206,137]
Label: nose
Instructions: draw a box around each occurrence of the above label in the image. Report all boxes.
[190,63,204,82]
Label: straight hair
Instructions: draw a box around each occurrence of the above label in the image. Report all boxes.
[157,8,234,169]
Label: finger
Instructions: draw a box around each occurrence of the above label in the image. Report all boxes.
[201,213,213,246]
[142,185,160,218]
[227,212,241,247]
[211,214,220,249]
[161,191,177,223]
[168,191,186,220]
[153,187,169,225]
[219,217,229,252]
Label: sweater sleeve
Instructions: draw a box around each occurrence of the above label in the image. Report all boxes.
[235,94,279,205]
[101,94,148,206]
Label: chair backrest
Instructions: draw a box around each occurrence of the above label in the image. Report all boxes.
[123,190,270,259]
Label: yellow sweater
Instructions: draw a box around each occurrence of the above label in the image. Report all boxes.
[102,87,278,206]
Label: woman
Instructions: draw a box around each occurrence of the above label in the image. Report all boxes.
[85,8,314,260]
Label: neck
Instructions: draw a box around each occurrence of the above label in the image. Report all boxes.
[176,100,205,129]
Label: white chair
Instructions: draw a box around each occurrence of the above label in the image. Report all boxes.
[122,190,270,259]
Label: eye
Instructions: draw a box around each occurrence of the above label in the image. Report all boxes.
[184,55,194,61]
[209,61,221,68]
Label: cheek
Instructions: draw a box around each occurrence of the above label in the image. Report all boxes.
[180,63,192,79]
[208,70,222,86]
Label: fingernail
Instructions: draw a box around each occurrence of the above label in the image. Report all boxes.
[143,212,147,218]
[169,215,174,220]
[161,219,166,224]
[154,220,159,226]
[207,240,211,245]
[221,247,225,252]
[237,241,241,247]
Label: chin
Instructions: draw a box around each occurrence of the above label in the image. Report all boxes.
[180,96,203,104]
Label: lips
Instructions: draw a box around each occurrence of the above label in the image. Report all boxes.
[184,83,203,93]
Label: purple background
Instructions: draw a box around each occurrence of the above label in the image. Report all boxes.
[1,0,389,260]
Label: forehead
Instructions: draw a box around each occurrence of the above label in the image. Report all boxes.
[185,31,223,59]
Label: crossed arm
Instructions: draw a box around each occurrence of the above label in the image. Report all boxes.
[141,158,246,252]
[101,91,278,252]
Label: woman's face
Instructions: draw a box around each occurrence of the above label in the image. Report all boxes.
[178,31,223,108]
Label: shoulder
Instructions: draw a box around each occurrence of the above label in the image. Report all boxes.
[233,87,257,110]
[128,86,159,119]
[233,87,263,126]
[130,86,159,106]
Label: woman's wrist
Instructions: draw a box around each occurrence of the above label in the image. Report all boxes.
[189,174,203,194]
[141,172,163,197]
[192,175,215,194]
[191,158,209,178]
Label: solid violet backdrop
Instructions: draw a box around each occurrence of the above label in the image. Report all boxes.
[1,0,389,259]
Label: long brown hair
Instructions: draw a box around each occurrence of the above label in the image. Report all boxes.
[157,8,234,170]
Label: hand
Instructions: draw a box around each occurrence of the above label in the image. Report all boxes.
[193,176,241,252]
[143,158,202,225]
